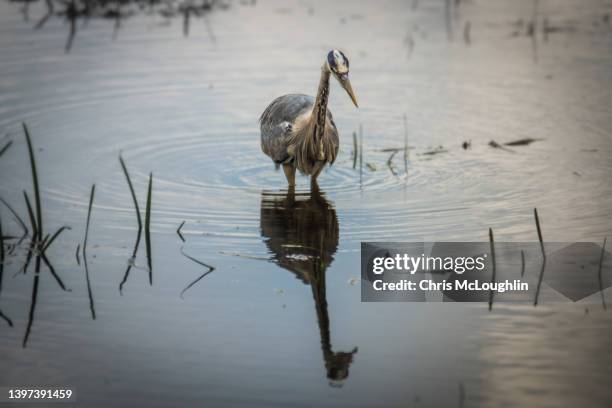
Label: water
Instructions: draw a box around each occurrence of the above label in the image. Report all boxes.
[0,0,611,406]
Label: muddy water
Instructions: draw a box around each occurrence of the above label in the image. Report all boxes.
[0,0,611,407]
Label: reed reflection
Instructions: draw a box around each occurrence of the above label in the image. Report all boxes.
[260,185,357,385]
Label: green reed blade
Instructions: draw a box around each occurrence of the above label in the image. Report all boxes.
[83,184,96,319]
[83,184,95,252]
[23,124,42,240]
[144,173,153,284]
[119,155,142,231]
[23,191,38,237]
[0,140,12,158]
[179,247,215,299]
[43,226,71,252]
[0,197,28,236]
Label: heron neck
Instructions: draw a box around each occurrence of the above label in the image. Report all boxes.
[312,66,331,140]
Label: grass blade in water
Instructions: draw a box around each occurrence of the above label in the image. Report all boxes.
[0,140,12,158]
[43,226,71,252]
[23,191,38,237]
[23,255,42,347]
[0,197,28,236]
[533,208,546,306]
[23,123,43,240]
[40,251,69,291]
[0,213,4,294]
[176,221,186,242]
[119,155,142,230]
[598,237,607,310]
[180,247,215,299]
[83,184,96,319]
[145,173,153,284]
[488,228,496,311]
[118,155,142,293]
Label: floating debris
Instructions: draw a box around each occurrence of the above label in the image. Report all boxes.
[379,147,412,153]
[504,137,544,146]
[218,250,269,261]
[488,140,515,152]
[420,146,448,156]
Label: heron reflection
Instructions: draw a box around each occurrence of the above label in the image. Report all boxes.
[260,186,357,385]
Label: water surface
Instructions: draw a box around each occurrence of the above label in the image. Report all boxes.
[0,0,611,406]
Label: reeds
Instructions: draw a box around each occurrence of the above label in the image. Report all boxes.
[23,124,42,241]
[180,247,215,299]
[352,131,358,169]
[34,0,54,29]
[119,155,142,230]
[533,207,546,306]
[0,214,10,327]
[82,184,96,319]
[20,123,70,346]
[119,155,142,293]
[118,155,153,292]
[386,150,398,176]
[43,226,70,252]
[597,237,607,310]
[0,140,12,158]
[488,228,496,311]
[20,125,70,290]
[359,124,363,185]
[23,191,37,242]
[23,259,40,346]
[176,221,186,242]
[145,173,153,285]
[0,214,4,294]
[0,197,28,242]
[403,114,409,173]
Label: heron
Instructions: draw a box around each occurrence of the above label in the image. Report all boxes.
[259,49,358,187]
[260,186,358,383]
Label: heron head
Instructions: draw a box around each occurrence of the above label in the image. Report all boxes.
[327,50,358,108]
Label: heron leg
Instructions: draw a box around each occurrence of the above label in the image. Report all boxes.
[282,163,296,187]
[310,161,325,186]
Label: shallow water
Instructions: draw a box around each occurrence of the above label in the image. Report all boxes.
[0,0,612,406]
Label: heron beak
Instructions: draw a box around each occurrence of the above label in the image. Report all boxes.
[341,78,359,108]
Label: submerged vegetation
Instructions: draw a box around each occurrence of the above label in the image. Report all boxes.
[10,0,241,52]
[0,123,163,345]
[82,184,96,319]
[118,155,154,293]
[0,124,73,346]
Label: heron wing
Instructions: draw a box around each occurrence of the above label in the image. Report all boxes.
[260,94,314,163]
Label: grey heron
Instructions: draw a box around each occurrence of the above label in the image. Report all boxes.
[260,186,358,382]
[259,49,358,187]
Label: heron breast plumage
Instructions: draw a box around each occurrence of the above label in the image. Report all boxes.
[260,94,339,174]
